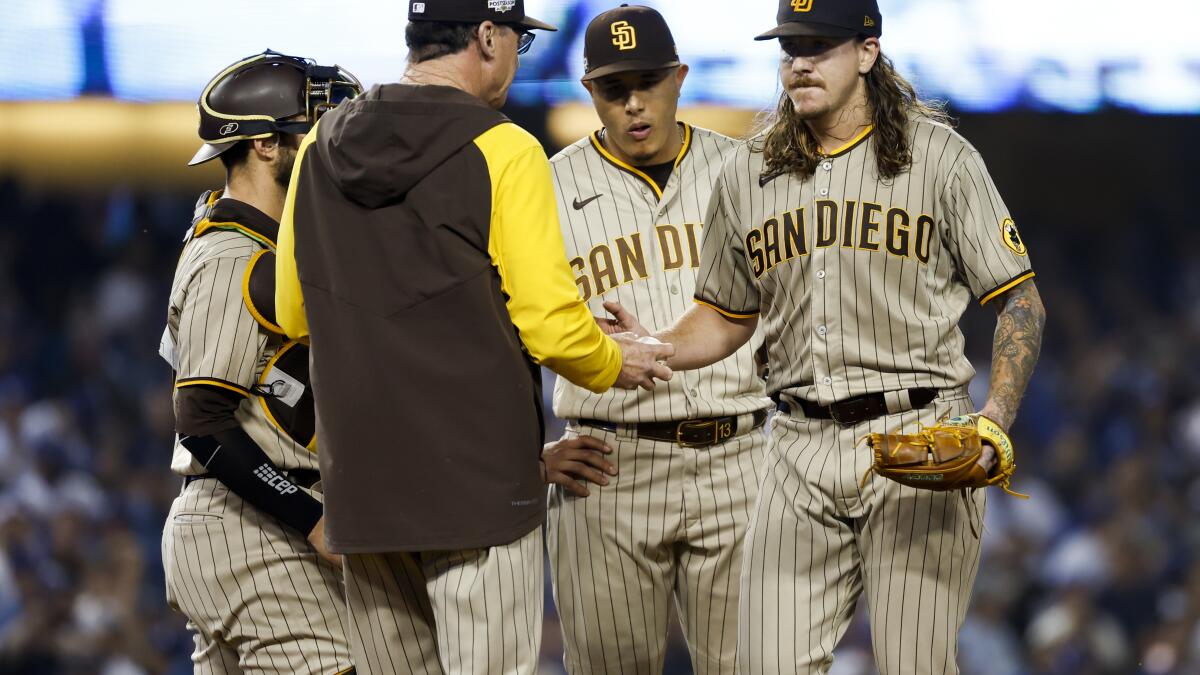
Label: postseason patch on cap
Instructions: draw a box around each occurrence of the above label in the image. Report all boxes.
[412,2,425,13]
[488,0,516,12]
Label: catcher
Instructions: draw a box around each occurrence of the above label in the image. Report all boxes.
[159,50,361,674]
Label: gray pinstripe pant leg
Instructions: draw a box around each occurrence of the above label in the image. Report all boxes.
[737,392,984,674]
[162,480,354,675]
[549,426,765,675]
[344,527,544,675]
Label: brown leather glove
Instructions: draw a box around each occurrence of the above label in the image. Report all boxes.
[861,414,1026,497]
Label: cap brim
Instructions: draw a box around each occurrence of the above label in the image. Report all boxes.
[515,15,557,31]
[754,22,858,41]
[188,142,234,166]
[581,59,681,81]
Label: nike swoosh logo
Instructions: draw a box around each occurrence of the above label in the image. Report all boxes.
[572,194,603,210]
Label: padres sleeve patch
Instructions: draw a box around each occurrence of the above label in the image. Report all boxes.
[1000,218,1027,256]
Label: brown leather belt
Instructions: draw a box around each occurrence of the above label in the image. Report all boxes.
[183,468,321,490]
[776,388,937,427]
[578,409,769,448]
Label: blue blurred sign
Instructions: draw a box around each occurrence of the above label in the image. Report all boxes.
[2,0,1198,113]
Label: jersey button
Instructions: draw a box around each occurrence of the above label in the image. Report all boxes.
[819,187,829,196]
[817,325,827,337]
[822,376,832,385]
[816,270,826,279]
[670,285,680,295]
[822,161,832,171]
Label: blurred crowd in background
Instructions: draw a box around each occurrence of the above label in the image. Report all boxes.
[0,158,1196,675]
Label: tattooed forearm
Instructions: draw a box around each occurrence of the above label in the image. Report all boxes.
[980,281,1046,431]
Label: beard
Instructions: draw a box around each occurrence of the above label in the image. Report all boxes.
[273,137,300,188]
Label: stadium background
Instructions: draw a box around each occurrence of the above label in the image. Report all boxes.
[1,0,1198,673]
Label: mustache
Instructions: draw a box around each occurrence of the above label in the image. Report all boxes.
[787,78,824,89]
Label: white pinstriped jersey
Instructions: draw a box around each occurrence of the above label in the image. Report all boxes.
[550,124,771,423]
[695,118,1034,406]
[161,228,320,476]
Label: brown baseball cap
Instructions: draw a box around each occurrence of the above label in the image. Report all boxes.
[581,4,679,81]
[407,0,557,32]
[755,0,882,41]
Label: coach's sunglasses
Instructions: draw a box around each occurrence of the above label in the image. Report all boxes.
[515,28,535,55]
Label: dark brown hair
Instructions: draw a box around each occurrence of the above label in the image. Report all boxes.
[405,21,479,64]
[755,46,949,181]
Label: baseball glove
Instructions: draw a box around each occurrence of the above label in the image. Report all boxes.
[860,414,1027,497]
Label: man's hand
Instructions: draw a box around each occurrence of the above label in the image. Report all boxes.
[306,516,342,569]
[975,407,1005,474]
[978,444,997,474]
[540,436,617,497]
[596,301,649,337]
[612,334,674,390]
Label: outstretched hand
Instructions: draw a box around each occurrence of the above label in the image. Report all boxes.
[596,301,649,337]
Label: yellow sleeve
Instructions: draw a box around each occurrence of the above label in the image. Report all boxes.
[474,124,622,393]
[275,125,321,339]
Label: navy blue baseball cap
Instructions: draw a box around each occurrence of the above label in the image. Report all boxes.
[756,0,882,41]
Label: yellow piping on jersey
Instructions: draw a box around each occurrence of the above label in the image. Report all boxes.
[589,123,693,200]
[818,125,874,158]
[980,270,1036,306]
[255,339,317,453]
[242,249,287,335]
[193,220,277,250]
[693,297,759,319]
[175,378,250,397]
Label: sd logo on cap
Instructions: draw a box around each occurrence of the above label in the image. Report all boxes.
[582,4,678,81]
[758,0,882,40]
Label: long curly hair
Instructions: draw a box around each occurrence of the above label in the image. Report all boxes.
[755,47,949,181]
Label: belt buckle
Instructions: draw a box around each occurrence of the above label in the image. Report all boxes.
[676,420,718,447]
[829,397,869,427]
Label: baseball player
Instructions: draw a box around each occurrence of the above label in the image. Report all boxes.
[607,0,1048,671]
[159,50,361,674]
[541,6,771,674]
[272,2,674,673]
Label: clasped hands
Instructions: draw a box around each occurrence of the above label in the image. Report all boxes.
[597,301,672,390]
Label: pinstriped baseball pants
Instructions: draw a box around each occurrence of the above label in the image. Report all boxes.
[162,479,354,675]
[738,389,985,674]
[342,526,543,675]
[548,424,767,675]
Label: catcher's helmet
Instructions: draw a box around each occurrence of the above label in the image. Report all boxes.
[189,49,362,166]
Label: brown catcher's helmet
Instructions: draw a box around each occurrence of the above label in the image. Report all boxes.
[189,49,362,166]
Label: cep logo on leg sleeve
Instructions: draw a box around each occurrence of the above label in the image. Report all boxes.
[253,463,299,495]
